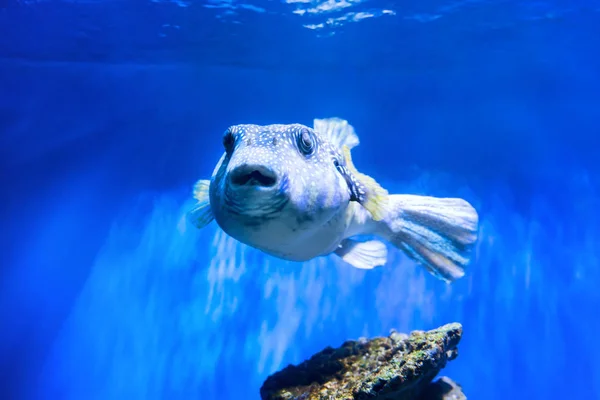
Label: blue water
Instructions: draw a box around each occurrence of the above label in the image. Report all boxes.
[1,0,600,399]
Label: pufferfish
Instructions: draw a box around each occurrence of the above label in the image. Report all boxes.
[187,117,479,282]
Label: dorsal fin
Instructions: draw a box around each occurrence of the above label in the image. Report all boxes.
[313,117,359,150]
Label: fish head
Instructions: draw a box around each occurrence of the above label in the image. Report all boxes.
[209,123,351,239]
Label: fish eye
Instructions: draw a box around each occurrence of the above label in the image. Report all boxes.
[297,128,315,156]
[223,128,235,152]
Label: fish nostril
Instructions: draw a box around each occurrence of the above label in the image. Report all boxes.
[230,167,277,187]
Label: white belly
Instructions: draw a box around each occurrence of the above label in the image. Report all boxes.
[217,203,351,262]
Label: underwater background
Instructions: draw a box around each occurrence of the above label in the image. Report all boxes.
[1,0,600,398]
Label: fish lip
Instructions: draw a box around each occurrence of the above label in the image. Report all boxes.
[222,172,290,220]
[229,164,278,188]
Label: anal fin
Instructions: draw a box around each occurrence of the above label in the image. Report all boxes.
[334,238,388,270]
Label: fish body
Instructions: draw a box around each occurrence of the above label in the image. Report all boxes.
[207,123,350,261]
[188,118,479,282]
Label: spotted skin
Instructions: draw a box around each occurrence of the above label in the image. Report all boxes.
[190,119,480,282]
[207,123,367,261]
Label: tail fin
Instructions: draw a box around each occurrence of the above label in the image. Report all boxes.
[382,194,479,282]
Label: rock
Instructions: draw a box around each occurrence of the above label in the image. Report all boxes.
[418,377,466,400]
[260,323,464,400]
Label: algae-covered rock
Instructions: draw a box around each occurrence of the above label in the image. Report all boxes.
[260,323,463,400]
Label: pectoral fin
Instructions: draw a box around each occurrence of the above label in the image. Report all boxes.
[187,179,214,229]
[340,145,390,221]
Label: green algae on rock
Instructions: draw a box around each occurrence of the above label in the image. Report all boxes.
[260,323,463,400]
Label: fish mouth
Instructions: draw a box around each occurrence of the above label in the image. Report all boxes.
[229,165,278,188]
[223,172,290,220]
